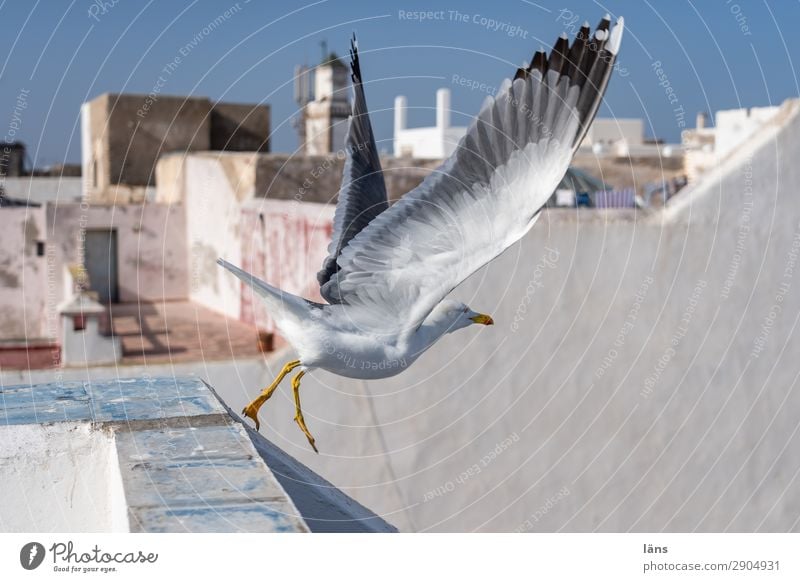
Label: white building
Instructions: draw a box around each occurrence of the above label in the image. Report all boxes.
[578,117,680,158]
[714,106,780,157]
[394,89,466,159]
[393,91,678,160]
[682,106,780,181]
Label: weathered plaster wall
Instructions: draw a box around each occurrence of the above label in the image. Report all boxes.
[239,199,333,334]
[0,422,126,532]
[45,202,188,308]
[180,154,254,319]
[157,151,441,206]
[83,93,271,205]
[1,176,83,204]
[155,150,438,324]
[0,206,47,340]
[0,202,187,343]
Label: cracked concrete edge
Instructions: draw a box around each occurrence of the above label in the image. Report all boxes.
[202,380,398,533]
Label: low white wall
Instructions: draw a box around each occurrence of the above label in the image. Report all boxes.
[1,176,83,204]
[0,422,128,532]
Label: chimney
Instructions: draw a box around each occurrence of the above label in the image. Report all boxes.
[696,111,707,129]
[436,88,450,130]
[394,95,407,136]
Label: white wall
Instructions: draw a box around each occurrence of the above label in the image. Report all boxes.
[584,118,644,147]
[0,422,128,532]
[394,89,466,159]
[45,202,188,304]
[395,126,466,159]
[715,106,779,158]
[2,176,82,204]
[183,154,252,319]
[206,99,800,533]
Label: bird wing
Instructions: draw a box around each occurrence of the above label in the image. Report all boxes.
[317,35,389,304]
[321,16,624,334]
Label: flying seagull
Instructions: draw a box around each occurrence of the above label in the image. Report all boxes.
[219,15,624,452]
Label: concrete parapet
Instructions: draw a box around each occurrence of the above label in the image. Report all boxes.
[0,376,395,533]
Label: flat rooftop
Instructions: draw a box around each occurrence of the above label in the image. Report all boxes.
[109,300,262,365]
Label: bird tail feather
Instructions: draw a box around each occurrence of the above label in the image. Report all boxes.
[216,258,308,324]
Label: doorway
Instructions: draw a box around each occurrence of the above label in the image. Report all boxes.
[85,229,118,303]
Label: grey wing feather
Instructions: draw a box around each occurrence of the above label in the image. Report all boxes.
[319,16,624,332]
[317,35,388,304]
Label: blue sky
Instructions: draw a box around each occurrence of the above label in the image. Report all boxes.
[1,0,799,167]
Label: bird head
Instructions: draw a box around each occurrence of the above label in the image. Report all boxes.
[433,299,494,333]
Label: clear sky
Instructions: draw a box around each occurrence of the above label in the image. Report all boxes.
[1,0,799,167]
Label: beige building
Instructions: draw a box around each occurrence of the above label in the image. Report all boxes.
[80,93,270,203]
[300,54,350,155]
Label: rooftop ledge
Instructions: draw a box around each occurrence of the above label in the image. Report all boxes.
[0,377,395,533]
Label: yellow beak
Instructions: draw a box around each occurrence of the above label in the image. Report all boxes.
[470,313,494,326]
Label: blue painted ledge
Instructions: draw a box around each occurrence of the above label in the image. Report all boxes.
[0,376,396,533]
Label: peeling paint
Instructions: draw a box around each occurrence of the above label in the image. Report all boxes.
[0,268,19,287]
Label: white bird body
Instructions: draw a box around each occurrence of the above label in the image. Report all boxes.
[285,303,484,380]
[290,322,417,380]
[218,17,624,448]
[277,306,417,380]
[218,259,483,380]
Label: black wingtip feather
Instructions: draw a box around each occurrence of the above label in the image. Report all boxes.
[547,34,569,76]
[509,14,622,152]
[529,50,547,75]
[563,24,590,80]
[349,34,361,84]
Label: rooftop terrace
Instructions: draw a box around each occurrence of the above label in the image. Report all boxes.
[0,376,395,533]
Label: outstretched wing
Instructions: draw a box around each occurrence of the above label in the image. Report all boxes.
[317,35,389,303]
[321,16,624,334]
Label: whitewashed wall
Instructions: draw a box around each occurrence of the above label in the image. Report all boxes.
[207,99,800,533]
[181,154,256,319]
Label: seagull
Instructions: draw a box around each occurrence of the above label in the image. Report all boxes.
[219,15,624,452]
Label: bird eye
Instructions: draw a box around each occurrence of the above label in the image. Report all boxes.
[463,307,469,313]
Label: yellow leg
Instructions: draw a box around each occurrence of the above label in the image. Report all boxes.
[242,359,300,431]
[291,371,318,453]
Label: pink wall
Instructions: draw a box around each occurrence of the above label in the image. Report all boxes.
[239,200,332,334]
